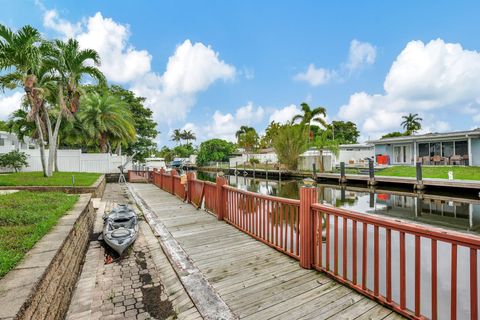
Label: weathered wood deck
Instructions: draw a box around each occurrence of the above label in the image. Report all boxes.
[129,183,405,320]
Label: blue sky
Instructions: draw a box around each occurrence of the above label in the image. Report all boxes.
[2,1,480,146]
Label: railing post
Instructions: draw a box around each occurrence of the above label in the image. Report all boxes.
[299,186,317,269]
[186,172,196,203]
[216,176,228,221]
[171,169,177,194]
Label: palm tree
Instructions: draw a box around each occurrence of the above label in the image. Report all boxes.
[44,38,105,174]
[313,130,339,172]
[171,129,182,145]
[292,102,327,143]
[235,125,255,144]
[0,24,50,175]
[182,130,196,144]
[401,113,422,135]
[78,91,136,153]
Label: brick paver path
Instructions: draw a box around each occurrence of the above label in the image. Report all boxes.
[66,184,200,320]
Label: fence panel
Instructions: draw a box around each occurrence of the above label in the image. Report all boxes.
[223,185,301,259]
[173,176,186,200]
[162,173,173,193]
[311,203,480,320]
[189,179,205,208]
[203,182,217,214]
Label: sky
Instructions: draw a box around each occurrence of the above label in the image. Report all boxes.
[1,1,480,146]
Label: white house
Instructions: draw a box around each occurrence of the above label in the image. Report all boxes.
[0,131,38,154]
[337,143,374,166]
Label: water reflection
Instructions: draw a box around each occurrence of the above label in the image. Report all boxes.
[196,171,480,233]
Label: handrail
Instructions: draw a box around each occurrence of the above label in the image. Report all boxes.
[223,185,301,205]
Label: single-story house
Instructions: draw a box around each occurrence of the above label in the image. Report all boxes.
[369,129,480,166]
[0,131,38,154]
[229,148,278,167]
[337,143,374,166]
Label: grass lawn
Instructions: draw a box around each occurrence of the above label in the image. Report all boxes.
[0,172,101,187]
[376,166,480,180]
[0,191,79,278]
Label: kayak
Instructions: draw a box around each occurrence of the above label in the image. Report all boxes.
[102,204,139,255]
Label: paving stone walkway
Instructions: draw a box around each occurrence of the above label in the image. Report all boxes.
[66,184,200,320]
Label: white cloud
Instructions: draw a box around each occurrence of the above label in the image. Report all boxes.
[131,40,236,124]
[294,39,376,86]
[294,64,336,86]
[0,91,23,120]
[338,39,480,139]
[346,39,376,72]
[268,104,301,124]
[42,10,236,125]
[235,102,264,123]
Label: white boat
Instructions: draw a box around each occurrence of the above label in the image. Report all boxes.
[102,204,139,255]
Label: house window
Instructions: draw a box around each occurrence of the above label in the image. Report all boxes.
[418,143,429,157]
[455,141,468,156]
[0,138,4,146]
[442,142,454,157]
[430,142,441,157]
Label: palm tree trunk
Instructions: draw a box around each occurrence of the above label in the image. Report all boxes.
[47,115,62,175]
[26,93,48,177]
[100,133,107,153]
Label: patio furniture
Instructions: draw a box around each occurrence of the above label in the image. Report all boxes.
[432,155,442,165]
[450,155,462,165]
[462,155,469,165]
[422,156,431,165]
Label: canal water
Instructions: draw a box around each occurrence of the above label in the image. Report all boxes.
[196,171,480,319]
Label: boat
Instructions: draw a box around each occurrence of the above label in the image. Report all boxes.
[102,204,139,255]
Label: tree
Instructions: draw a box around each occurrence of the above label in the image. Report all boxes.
[381,131,406,139]
[235,125,255,144]
[0,120,7,131]
[329,121,359,144]
[272,123,308,170]
[171,129,182,145]
[313,130,340,172]
[181,130,196,145]
[259,121,280,148]
[108,85,157,161]
[0,150,28,172]
[6,109,36,141]
[0,25,50,176]
[45,38,105,175]
[197,139,236,166]
[157,146,174,162]
[78,91,136,153]
[292,102,327,142]
[401,113,422,135]
[173,144,196,158]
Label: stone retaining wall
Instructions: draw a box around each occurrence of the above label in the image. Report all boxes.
[0,194,95,320]
[0,174,106,198]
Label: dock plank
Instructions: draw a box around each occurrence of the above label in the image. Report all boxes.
[130,183,404,320]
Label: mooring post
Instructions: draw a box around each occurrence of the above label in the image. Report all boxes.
[186,171,195,203]
[253,162,256,179]
[368,159,376,186]
[415,162,424,190]
[299,185,317,269]
[216,176,228,221]
[312,163,317,179]
[339,162,347,184]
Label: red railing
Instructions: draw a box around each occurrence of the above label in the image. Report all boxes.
[203,181,217,214]
[311,203,479,320]
[224,185,301,259]
[173,176,186,200]
[146,173,480,319]
[189,179,204,208]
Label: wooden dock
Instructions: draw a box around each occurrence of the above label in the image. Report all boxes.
[129,183,404,320]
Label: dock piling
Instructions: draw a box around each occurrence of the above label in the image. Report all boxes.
[339,162,347,184]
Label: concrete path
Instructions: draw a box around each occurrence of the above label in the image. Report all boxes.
[129,183,404,320]
[66,184,200,320]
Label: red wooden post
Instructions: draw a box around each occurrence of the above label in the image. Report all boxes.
[186,172,195,203]
[171,169,177,195]
[299,186,317,269]
[127,170,132,182]
[216,176,228,220]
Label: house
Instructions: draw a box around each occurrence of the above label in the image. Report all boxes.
[0,131,38,154]
[369,129,480,166]
[298,149,334,172]
[229,148,278,167]
[338,143,374,166]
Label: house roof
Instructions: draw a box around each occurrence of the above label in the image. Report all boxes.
[339,143,373,149]
[369,128,480,144]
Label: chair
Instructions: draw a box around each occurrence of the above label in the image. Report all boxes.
[450,155,462,165]
[462,155,469,166]
[422,156,431,165]
[432,155,442,165]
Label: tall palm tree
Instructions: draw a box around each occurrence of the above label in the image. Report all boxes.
[0,24,50,175]
[171,129,182,145]
[44,38,105,174]
[313,130,339,173]
[182,130,196,144]
[235,125,255,144]
[401,113,422,135]
[78,91,136,153]
[292,102,327,143]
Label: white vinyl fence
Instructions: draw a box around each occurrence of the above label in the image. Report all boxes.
[20,149,131,173]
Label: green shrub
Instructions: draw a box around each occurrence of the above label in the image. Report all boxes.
[0,150,28,172]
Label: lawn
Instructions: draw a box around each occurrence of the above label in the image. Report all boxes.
[376,166,480,180]
[0,172,101,187]
[0,191,79,278]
